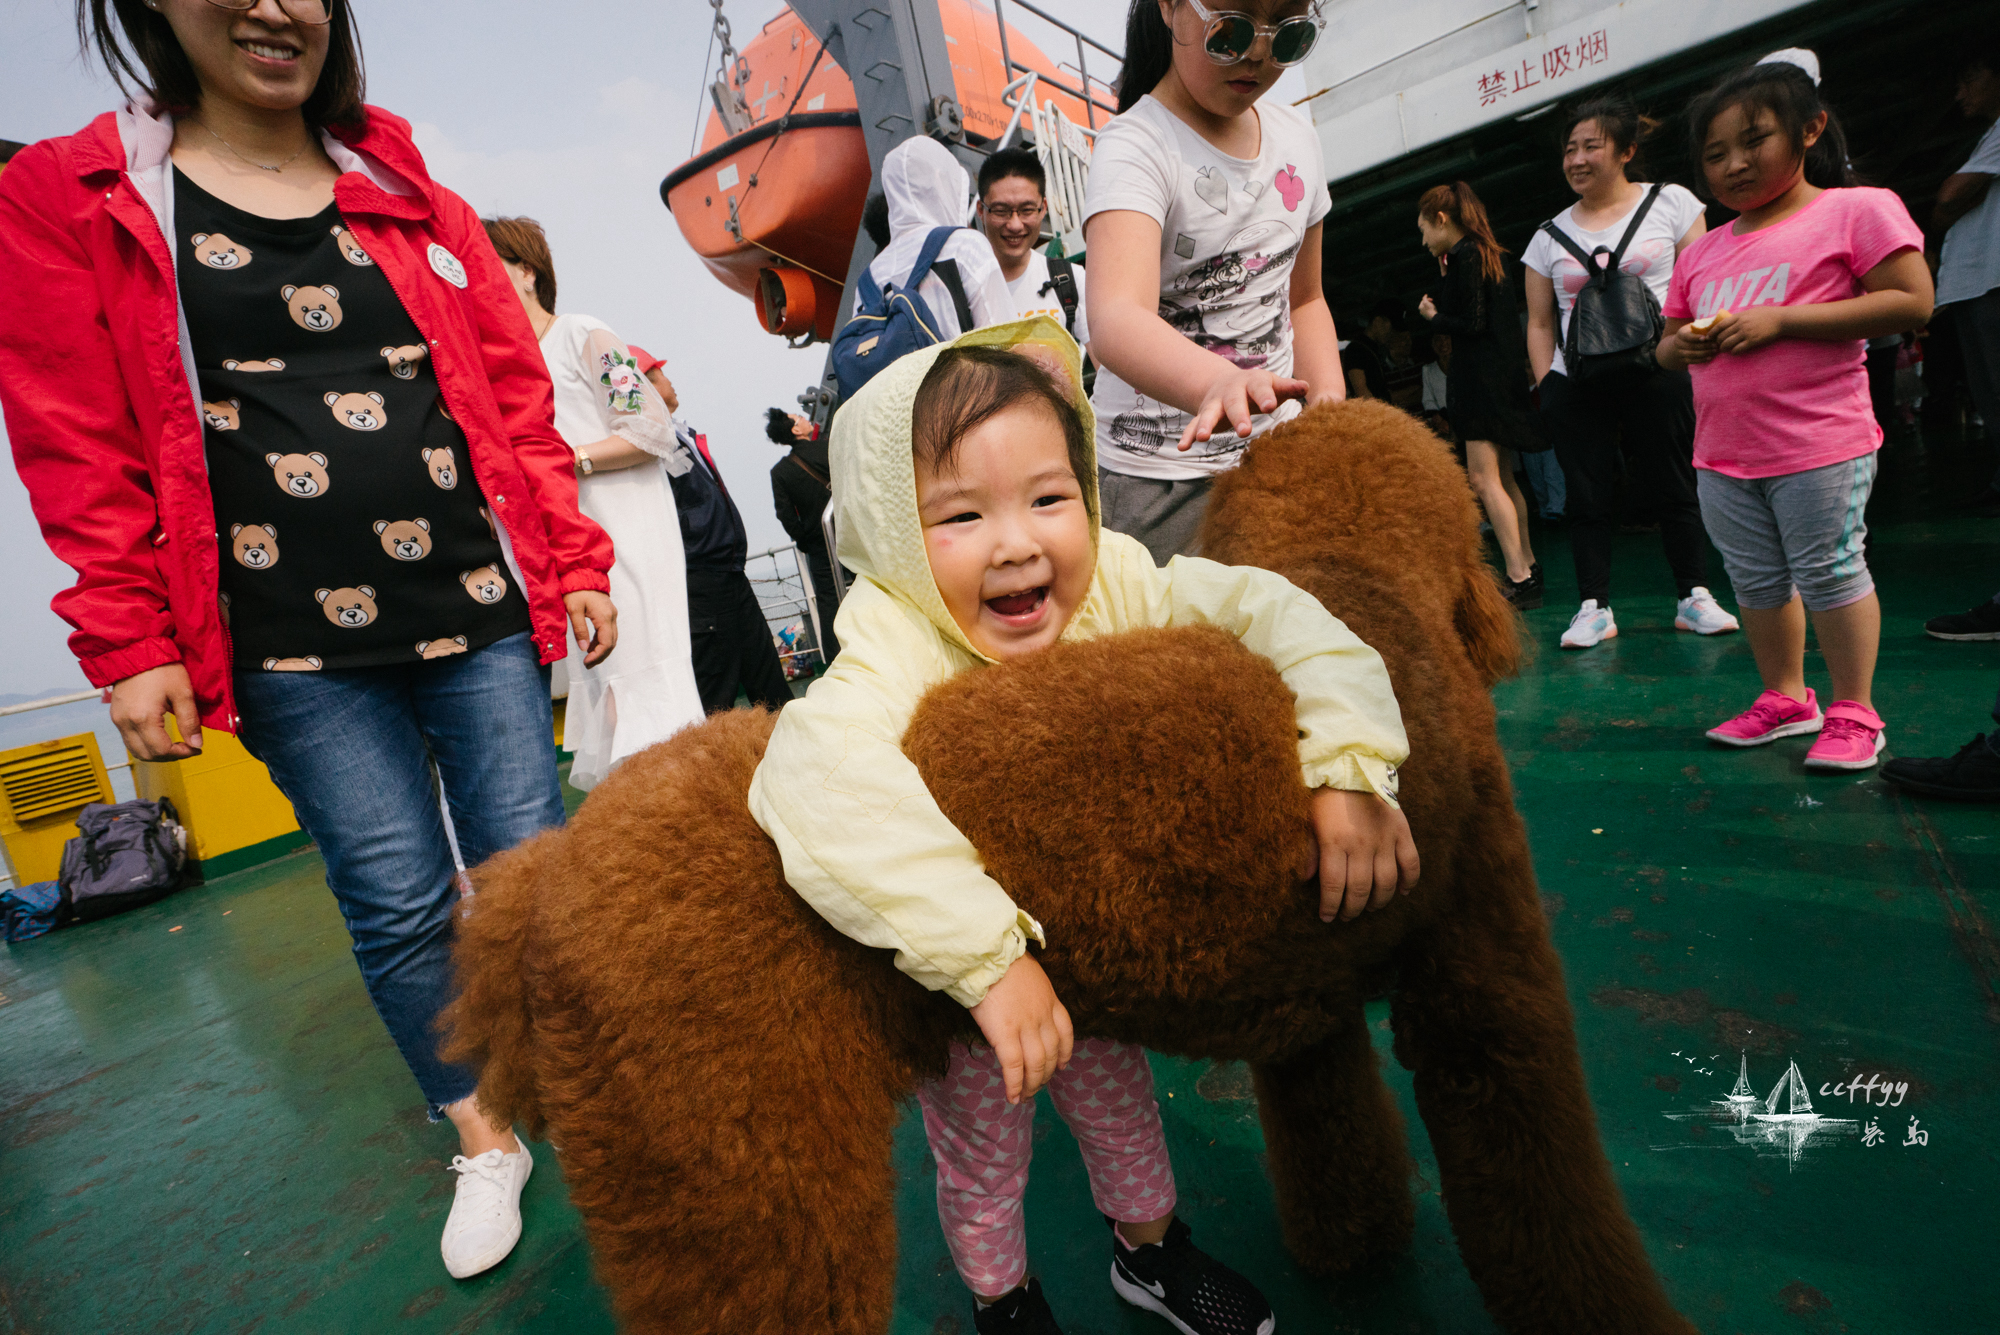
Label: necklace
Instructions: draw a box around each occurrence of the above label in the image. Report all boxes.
[192,118,311,173]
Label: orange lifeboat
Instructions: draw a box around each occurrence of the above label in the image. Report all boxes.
[661,2,1109,343]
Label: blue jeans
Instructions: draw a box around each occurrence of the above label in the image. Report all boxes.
[1521,448,1566,518]
[234,632,563,1117]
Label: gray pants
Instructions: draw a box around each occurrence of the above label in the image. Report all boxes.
[1952,288,2000,488]
[1696,453,1877,612]
[1096,467,1215,565]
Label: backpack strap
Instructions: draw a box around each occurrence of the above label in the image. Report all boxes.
[1538,218,1598,275]
[1609,183,1664,268]
[931,258,976,334]
[1041,253,1080,334]
[854,261,885,312]
[905,225,974,333]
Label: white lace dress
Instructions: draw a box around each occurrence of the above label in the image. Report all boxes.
[538,313,704,790]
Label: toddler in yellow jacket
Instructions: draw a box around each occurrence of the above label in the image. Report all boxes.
[748,318,1415,1334]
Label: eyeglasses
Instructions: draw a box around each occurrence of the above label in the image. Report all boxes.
[201,0,333,25]
[1180,0,1323,68]
[980,203,1045,222]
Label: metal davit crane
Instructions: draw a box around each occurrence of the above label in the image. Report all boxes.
[660,1,1118,426]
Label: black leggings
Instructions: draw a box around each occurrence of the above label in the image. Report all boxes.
[1539,367,1706,606]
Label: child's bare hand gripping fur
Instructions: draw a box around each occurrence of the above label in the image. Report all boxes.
[969,954,1076,1104]
[1299,788,1421,922]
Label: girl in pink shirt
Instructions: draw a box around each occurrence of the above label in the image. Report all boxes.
[1659,57,1932,770]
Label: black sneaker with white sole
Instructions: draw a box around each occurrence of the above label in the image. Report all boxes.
[1925,598,2000,641]
[1108,1217,1275,1335]
[973,1277,1065,1334]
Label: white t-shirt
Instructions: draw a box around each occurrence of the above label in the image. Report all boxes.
[1937,118,2000,306]
[1083,94,1330,479]
[1006,250,1089,345]
[1521,183,1706,377]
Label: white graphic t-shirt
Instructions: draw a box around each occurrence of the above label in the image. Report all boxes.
[1520,183,1706,377]
[1006,250,1089,345]
[1083,94,1330,479]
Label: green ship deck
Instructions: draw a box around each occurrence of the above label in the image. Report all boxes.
[4,427,1997,1335]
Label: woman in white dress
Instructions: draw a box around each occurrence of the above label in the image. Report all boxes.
[483,217,704,789]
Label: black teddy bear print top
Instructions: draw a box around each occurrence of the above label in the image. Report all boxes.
[175,169,528,672]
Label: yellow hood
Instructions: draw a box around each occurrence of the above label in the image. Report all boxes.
[830,316,1095,663]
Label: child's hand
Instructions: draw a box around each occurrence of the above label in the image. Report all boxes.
[1666,322,1721,367]
[1714,306,1785,355]
[1299,788,1420,922]
[1178,367,1309,451]
[969,953,1075,1104]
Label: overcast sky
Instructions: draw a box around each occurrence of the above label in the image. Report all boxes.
[0,0,1307,706]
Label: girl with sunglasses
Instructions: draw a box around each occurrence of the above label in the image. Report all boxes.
[1085,0,1338,564]
[1,0,619,1281]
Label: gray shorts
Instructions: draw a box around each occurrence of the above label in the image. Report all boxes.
[1096,467,1215,565]
[1696,454,1877,613]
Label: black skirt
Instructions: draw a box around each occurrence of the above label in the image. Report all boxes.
[1420,242,1548,454]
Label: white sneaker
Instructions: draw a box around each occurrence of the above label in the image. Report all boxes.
[1560,599,1618,649]
[1675,587,1740,635]
[441,1143,532,1279]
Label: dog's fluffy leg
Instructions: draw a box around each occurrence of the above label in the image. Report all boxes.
[1252,1007,1414,1274]
[1390,841,1697,1335]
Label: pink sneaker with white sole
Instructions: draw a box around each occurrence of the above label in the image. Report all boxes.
[1804,700,1886,771]
[1707,688,1822,747]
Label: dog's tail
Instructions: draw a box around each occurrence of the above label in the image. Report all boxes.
[438,830,554,1134]
[1457,561,1525,686]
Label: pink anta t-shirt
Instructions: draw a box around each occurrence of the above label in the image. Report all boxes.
[1664,187,1924,479]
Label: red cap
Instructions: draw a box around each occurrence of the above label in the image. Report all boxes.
[627,344,666,374]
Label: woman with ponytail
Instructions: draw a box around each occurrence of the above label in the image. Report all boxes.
[1415,180,1543,605]
[1084,0,1341,563]
[1522,93,1732,650]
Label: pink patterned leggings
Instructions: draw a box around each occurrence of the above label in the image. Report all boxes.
[916,1036,1177,1297]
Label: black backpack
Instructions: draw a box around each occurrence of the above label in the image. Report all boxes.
[57,797,188,925]
[1036,252,1096,393]
[1040,253,1080,334]
[1539,184,1665,384]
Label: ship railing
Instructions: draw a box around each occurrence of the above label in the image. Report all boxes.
[994,70,1097,260]
[745,540,830,675]
[0,689,132,781]
[990,0,1120,132]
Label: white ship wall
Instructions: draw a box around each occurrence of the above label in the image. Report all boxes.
[1300,0,1819,183]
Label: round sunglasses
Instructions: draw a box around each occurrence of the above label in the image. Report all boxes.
[1182,0,1323,69]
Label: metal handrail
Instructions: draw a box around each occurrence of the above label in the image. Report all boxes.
[0,689,101,718]
[743,539,829,668]
[991,0,1120,130]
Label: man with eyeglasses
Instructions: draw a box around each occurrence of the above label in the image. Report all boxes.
[976,148,1088,350]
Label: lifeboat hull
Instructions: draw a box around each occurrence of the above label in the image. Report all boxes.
[663,1,1108,342]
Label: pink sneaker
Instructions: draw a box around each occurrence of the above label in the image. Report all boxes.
[1804,701,1886,771]
[1706,688,1823,747]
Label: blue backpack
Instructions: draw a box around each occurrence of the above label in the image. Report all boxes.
[831,225,975,401]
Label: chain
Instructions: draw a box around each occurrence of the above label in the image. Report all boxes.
[711,0,750,99]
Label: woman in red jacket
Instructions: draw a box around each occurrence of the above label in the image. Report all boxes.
[0,0,617,1278]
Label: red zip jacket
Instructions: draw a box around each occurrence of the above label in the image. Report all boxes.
[0,101,613,734]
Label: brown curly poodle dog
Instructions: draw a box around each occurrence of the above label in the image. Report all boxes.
[444,399,1696,1335]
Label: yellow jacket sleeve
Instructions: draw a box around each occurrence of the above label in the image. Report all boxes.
[747,584,1043,1007]
[1091,531,1410,803]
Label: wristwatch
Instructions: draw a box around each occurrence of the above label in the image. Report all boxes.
[574,448,594,477]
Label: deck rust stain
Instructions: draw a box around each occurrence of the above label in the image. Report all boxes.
[1588,986,1798,1054]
